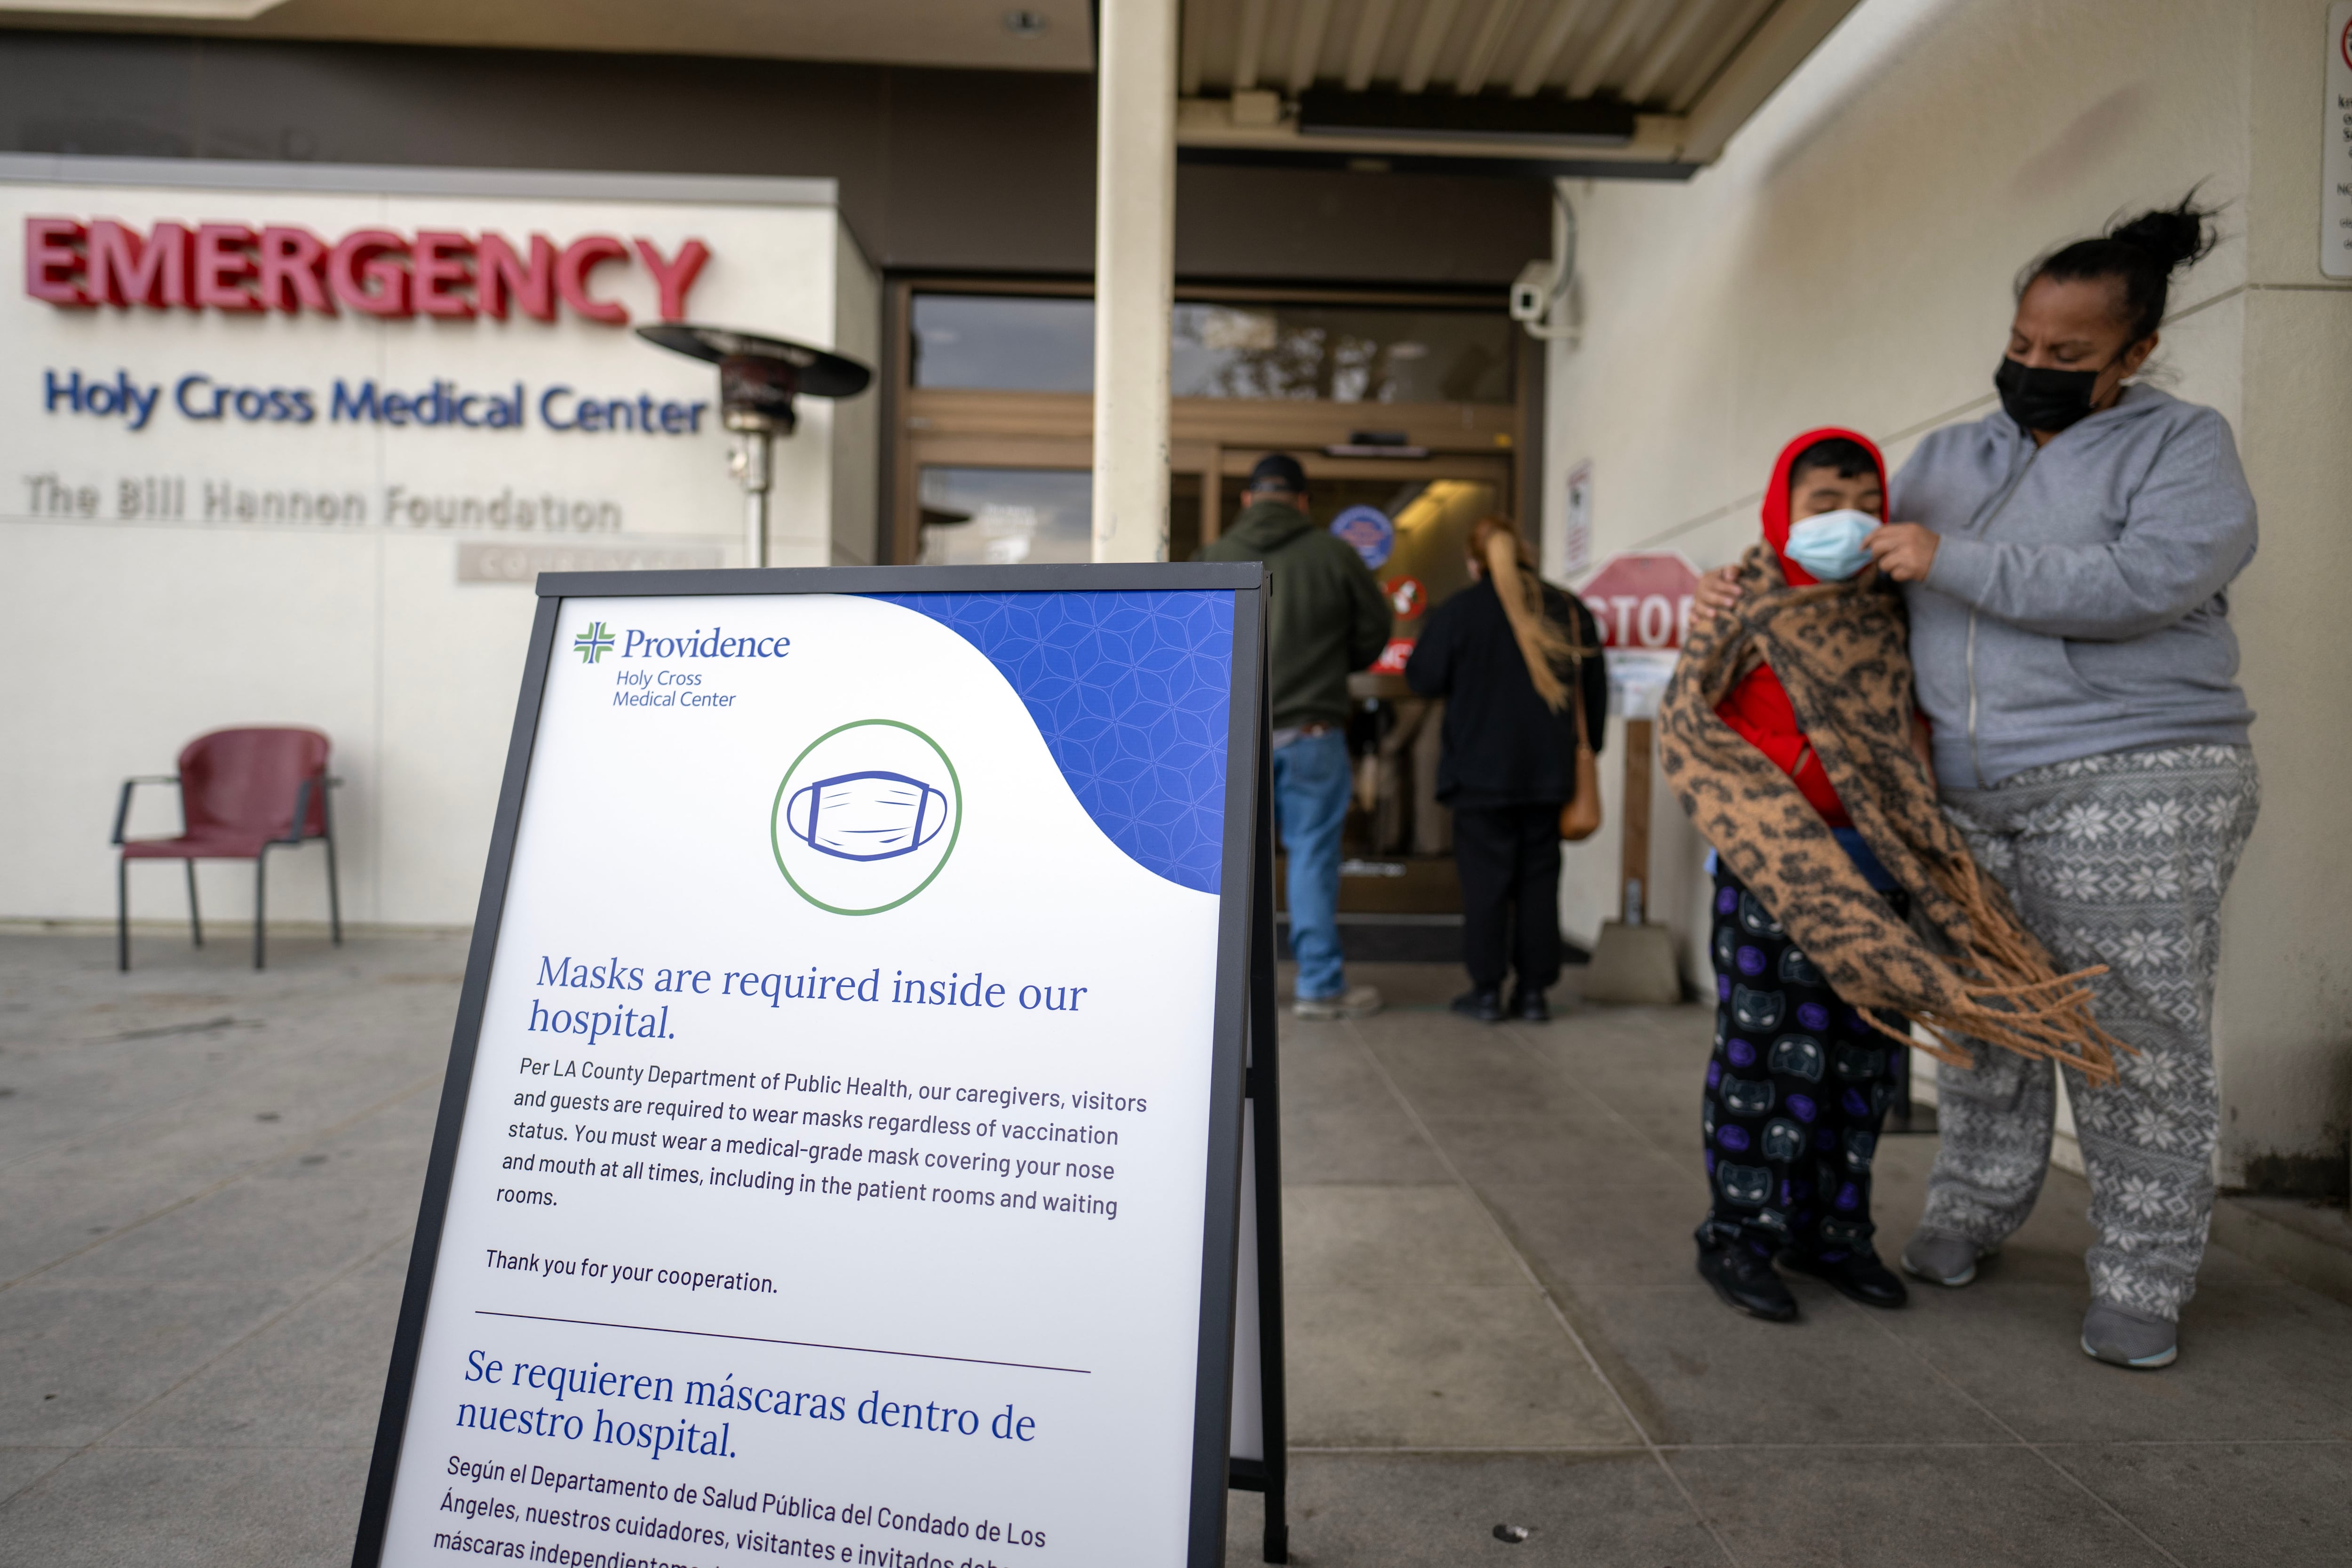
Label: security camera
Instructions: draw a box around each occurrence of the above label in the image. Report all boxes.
[1510,260,1559,324]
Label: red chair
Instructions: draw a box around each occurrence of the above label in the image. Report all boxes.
[111,727,343,971]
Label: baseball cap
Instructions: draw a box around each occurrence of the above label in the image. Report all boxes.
[1246,454,1307,494]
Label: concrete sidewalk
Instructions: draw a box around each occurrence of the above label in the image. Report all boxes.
[1230,964,2352,1567]
[2,935,2347,1566]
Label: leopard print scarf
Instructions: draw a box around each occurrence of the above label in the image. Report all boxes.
[1659,544,2126,1083]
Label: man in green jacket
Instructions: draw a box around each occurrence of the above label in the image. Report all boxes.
[1199,454,1391,1019]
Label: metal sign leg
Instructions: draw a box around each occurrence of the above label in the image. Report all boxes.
[1246,709,1291,1563]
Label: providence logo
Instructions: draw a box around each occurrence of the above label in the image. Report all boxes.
[573,621,614,663]
[771,720,961,916]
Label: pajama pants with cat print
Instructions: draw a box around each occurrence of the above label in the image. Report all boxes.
[1701,864,1910,1262]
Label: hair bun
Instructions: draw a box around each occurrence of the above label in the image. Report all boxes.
[2108,196,2218,273]
[2025,189,2221,343]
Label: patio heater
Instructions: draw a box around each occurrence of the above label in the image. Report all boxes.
[635,325,874,569]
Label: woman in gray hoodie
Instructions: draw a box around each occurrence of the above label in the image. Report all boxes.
[1701,197,2260,1371]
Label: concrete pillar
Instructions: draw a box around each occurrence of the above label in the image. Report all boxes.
[2208,0,2352,1194]
[1090,0,1178,563]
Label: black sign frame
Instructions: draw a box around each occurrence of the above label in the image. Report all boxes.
[352,564,1269,1568]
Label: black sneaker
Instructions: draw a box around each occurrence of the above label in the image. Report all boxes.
[1694,1226,1798,1322]
[1782,1247,1908,1309]
[1507,986,1550,1022]
[1449,987,1504,1023]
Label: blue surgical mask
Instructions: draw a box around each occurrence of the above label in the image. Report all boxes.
[1784,509,1881,581]
[785,771,949,861]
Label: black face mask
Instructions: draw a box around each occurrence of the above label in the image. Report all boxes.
[1994,356,2107,435]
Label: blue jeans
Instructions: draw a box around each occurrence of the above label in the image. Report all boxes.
[1274,730,1351,1000]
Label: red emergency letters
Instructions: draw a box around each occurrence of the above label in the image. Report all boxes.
[23,216,710,324]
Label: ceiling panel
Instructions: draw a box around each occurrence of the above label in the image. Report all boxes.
[0,0,1097,71]
[4,0,1862,168]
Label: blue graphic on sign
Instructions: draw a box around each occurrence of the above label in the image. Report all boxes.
[871,591,1232,895]
[1329,505,1395,569]
[782,771,950,862]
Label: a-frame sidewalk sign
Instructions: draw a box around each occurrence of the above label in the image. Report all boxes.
[351,563,1289,1568]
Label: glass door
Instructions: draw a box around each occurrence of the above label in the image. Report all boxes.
[917,467,1092,565]
[888,281,1537,920]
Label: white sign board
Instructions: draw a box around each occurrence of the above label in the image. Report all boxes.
[356,566,1264,1568]
[2327,4,2352,278]
[1560,459,1594,578]
[0,159,878,930]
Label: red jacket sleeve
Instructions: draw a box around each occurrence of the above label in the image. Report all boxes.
[1716,666,1851,828]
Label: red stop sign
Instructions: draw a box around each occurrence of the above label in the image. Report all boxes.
[1578,551,1701,649]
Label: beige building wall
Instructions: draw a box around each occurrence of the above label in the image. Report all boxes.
[1545,0,2352,1191]
[0,169,877,932]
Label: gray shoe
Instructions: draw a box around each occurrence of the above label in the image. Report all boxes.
[1900,1231,1987,1287]
[2082,1301,2177,1369]
[1293,984,1383,1021]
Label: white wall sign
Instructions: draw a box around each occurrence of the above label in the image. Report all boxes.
[2327,4,2352,278]
[0,159,879,930]
[355,565,1266,1568]
[1561,459,1594,577]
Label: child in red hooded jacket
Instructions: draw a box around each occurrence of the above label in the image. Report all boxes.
[1695,430,1931,1325]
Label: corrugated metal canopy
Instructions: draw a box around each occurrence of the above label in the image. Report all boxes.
[1176,0,1863,168]
[3,0,1855,170]
[1184,0,1765,111]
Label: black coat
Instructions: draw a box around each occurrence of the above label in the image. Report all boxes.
[1403,577,1608,810]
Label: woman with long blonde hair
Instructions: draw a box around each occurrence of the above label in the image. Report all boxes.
[1404,516,1607,1022]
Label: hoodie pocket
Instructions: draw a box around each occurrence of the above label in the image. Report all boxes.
[2063,613,2246,706]
[1971,618,2124,737]
[2060,639,2137,703]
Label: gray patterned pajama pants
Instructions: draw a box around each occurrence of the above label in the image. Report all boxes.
[1917,745,2260,1321]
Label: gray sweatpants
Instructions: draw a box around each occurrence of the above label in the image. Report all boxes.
[1917,745,2260,1320]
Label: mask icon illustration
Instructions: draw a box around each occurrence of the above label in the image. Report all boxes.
[1720,1077,1776,1117]
[1816,1217,1868,1248]
[784,771,949,862]
[771,718,961,916]
[1769,1034,1826,1082]
[1844,1130,1877,1171]
[1717,1163,1772,1207]
[1738,892,1784,937]
[1713,926,1738,973]
[1731,985,1785,1033]
[1761,1118,1807,1162]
